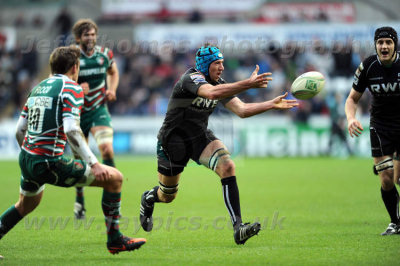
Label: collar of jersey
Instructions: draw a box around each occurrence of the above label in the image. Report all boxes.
[53,74,73,82]
[79,46,97,58]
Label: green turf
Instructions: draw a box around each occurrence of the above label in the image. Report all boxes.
[0,157,399,265]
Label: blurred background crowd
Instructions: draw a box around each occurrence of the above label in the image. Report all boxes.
[1,0,399,123]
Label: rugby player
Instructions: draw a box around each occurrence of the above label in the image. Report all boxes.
[0,46,145,254]
[139,45,298,244]
[345,26,400,235]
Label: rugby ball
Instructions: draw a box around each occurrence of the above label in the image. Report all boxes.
[291,71,325,100]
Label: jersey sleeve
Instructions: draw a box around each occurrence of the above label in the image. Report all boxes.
[216,78,235,105]
[20,102,29,119]
[104,47,114,69]
[182,71,209,95]
[352,60,368,93]
[61,82,84,119]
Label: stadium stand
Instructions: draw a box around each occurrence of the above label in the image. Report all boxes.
[0,0,398,120]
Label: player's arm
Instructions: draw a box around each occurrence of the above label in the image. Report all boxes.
[15,116,28,147]
[224,93,298,118]
[106,62,119,102]
[15,104,29,147]
[64,118,110,181]
[64,118,98,167]
[345,88,364,137]
[197,65,272,100]
[62,85,109,180]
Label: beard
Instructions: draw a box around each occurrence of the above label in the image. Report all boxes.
[81,41,95,53]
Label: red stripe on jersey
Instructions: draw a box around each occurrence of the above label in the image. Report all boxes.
[58,130,66,136]
[43,132,57,137]
[20,106,29,118]
[84,94,105,107]
[63,98,82,111]
[35,140,57,145]
[63,107,72,113]
[107,50,114,60]
[63,98,78,108]
[24,147,63,156]
[63,88,83,99]
[87,87,106,97]
[65,81,79,86]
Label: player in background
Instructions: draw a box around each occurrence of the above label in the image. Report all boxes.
[345,26,400,235]
[0,46,146,254]
[326,92,353,156]
[139,45,298,245]
[72,19,119,219]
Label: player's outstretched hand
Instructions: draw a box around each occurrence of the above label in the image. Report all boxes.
[106,90,117,102]
[91,163,110,181]
[271,92,299,109]
[248,65,272,89]
[347,118,363,137]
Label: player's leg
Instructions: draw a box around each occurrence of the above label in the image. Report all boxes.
[370,127,400,235]
[139,140,185,232]
[91,166,146,254]
[199,140,241,225]
[0,191,43,240]
[90,105,115,167]
[199,139,260,245]
[1,151,46,240]
[139,172,181,232]
[58,158,145,254]
[395,156,400,186]
[91,126,115,167]
[374,155,399,235]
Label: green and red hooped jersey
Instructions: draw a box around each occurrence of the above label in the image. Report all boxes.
[20,74,84,157]
[77,45,114,113]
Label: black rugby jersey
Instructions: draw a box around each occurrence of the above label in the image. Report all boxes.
[352,53,400,130]
[157,68,233,141]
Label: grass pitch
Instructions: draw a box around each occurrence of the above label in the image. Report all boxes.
[0,157,399,265]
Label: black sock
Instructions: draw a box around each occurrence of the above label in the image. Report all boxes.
[146,186,161,204]
[381,186,400,224]
[0,206,23,239]
[221,176,242,229]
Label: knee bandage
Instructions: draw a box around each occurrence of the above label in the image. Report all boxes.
[208,148,231,171]
[93,128,113,146]
[374,158,394,175]
[159,181,179,195]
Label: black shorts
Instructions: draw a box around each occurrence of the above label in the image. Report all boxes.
[157,129,218,176]
[370,126,400,157]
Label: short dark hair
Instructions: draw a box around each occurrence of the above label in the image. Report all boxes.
[49,46,80,74]
[72,18,98,42]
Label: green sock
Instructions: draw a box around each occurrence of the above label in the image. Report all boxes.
[102,190,122,243]
[75,187,84,206]
[103,159,115,167]
[0,206,23,239]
